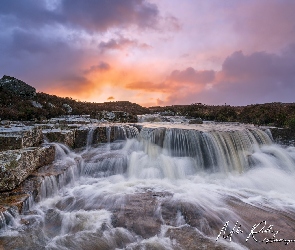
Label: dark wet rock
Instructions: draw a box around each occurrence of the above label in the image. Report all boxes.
[0,126,43,152]
[93,126,111,144]
[0,75,36,99]
[189,118,203,124]
[130,123,143,132]
[74,127,89,148]
[74,124,138,148]
[74,124,111,148]
[268,127,295,146]
[43,129,76,148]
[0,145,55,191]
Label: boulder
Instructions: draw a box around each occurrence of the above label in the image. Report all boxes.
[0,145,55,191]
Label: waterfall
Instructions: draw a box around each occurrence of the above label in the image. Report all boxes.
[135,126,272,175]
[106,126,111,143]
[86,126,95,149]
[2,123,295,250]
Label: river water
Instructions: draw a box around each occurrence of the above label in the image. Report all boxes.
[1,122,295,249]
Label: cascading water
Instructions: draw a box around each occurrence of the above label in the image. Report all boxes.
[1,123,295,250]
[86,126,95,149]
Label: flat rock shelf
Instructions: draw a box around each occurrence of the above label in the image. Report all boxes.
[0,120,295,250]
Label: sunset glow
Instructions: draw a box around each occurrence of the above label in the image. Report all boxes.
[1,0,295,106]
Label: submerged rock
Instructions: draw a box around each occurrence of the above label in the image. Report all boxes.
[165,226,228,250]
[112,191,170,238]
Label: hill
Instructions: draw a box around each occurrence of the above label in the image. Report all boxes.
[0,75,149,121]
[1,75,295,128]
[149,103,295,128]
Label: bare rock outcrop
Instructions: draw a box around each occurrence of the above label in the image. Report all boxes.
[0,126,43,152]
[43,129,76,148]
[0,145,55,192]
[0,75,36,99]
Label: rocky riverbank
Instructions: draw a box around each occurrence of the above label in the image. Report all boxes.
[0,116,294,234]
[0,118,139,230]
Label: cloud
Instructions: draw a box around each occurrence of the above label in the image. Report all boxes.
[189,44,295,105]
[107,96,115,100]
[231,0,295,51]
[0,0,293,107]
[126,81,172,93]
[126,44,295,106]
[99,37,151,52]
[0,0,162,32]
[0,26,95,98]
[168,67,215,84]
[0,0,177,101]
[84,62,111,74]
[60,0,160,32]
[0,1,59,30]
[7,28,67,56]
[205,44,295,105]
[60,75,91,88]
[125,68,216,96]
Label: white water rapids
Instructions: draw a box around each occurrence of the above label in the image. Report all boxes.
[1,122,295,250]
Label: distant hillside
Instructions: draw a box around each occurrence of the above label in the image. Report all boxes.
[1,75,295,128]
[0,75,149,121]
[149,103,295,128]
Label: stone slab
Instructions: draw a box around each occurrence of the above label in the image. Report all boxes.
[268,127,295,146]
[43,129,76,148]
[0,156,81,231]
[0,145,55,192]
[0,126,43,151]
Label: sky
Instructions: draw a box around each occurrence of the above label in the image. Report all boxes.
[1,0,295,107]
